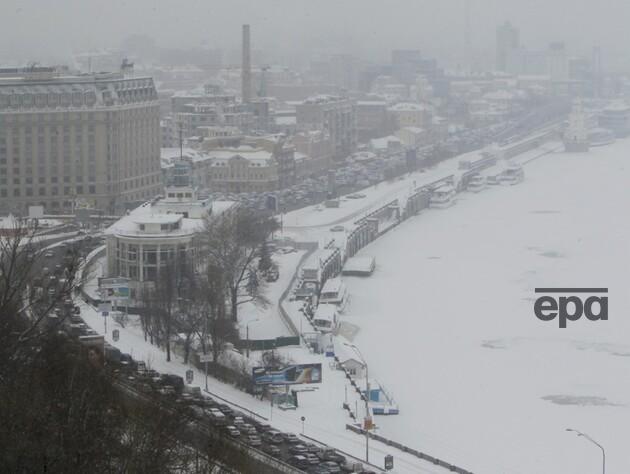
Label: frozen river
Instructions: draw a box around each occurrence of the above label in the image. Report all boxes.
[343,140,630,473]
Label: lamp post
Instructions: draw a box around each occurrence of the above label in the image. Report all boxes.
[566,428,605,474]
[344,342,370,464]
[246,319,259,358]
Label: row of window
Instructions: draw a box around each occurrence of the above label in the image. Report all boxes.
[0,185,97,198]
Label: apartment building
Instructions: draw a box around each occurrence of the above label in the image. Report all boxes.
[0,67,162,215]
[296,95,356,162]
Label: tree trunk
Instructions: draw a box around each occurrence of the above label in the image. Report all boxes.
[230,289,238,322]
[165,310,171,362]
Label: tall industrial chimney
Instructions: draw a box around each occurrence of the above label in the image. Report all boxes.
[242,24,252,103]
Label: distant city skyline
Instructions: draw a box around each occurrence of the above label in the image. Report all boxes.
[1,0,630,71]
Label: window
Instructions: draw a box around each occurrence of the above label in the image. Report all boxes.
[89,185,96,194]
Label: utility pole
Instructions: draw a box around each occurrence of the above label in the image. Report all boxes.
[345,343,370,463]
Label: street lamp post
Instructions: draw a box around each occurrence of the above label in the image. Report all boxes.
[204,309,208,392]
[566,428,605,474]
[344,343,370,464]
[246,319,259,358]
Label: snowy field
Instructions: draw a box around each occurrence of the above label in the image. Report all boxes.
[342,139,630,473]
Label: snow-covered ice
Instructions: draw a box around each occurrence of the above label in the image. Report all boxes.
[342,139,630,473]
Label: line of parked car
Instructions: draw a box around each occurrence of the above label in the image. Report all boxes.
[107,351,376,474]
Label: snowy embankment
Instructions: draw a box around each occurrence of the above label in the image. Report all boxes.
[342,139,630,474]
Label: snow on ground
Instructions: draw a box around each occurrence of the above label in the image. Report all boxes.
[77,296,445,473]
[237,249,305,340]
[341,139,630,474]
[77,249,446,472]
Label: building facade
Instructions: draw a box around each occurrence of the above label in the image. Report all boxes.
[0,67,162,215]
[296,95,356,162]
[105,185,235,297]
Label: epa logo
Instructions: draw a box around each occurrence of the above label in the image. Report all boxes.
[534,288,608,328]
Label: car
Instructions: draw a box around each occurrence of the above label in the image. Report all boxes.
[320,461,341,473]
[319,449,346,464]
[262,444,281,457]
[240,424,257,436]
[289,444,308,455]
[304,453,320,465]
[307,466,332,474]
[232,416,245,426]
[254,422,272,433]
[44,251,54,258]
[246,434,262,447]
[305,443,321,454]
[284,433,301,444]
[218,404,233,416]
[289,455,309,469]
[226,425,240,437]
[263,430,284,444]
[329,225,345,232]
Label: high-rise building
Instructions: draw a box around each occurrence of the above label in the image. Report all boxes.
[0,67,162,216]
[496,22,520,72]
[296,95,356,162]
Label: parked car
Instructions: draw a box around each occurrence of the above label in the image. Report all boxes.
[218,404,233,416]
[305,443,321,454]
[289,444,308,455]
[320,461,341,473]
[246,434,262,447]
[262,444,281,457]
[330,225,345,232]
[226,426,240,437]
[319,449,346,464]
[304,453,320,465]
[284,433,301,444]
[232,416,245,426]
[307,466,332,474]
[289,455,309,469]
[263,430,284,444]
[240,424,257,436]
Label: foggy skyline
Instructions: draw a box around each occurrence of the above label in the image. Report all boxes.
[1,0,630,69]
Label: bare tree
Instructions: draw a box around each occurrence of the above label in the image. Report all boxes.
[0,220,84,371]
[143,252,193,362]
[201,208,278,322]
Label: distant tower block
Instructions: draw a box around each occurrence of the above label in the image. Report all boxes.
[242,24,252,103]
[564,99,590,153]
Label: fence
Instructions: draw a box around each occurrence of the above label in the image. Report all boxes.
[277,242,318,337]
[235,336,300,352]
[345,424,475,474]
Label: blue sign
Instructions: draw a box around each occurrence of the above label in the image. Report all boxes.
[253,363,322,386]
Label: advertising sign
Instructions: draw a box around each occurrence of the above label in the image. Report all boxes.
[252,363,322,386]
[99,277,131,300]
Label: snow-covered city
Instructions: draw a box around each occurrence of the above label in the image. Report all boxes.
[2,2,630,473]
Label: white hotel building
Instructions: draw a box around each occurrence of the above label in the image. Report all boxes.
[104,185,235,296]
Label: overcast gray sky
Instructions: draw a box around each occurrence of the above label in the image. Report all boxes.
[1,0,629,68]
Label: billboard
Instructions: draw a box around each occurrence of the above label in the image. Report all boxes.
[253,363,322,386]
[99,277,130,300]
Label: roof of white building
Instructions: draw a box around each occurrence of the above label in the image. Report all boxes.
[106,196,236,238]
